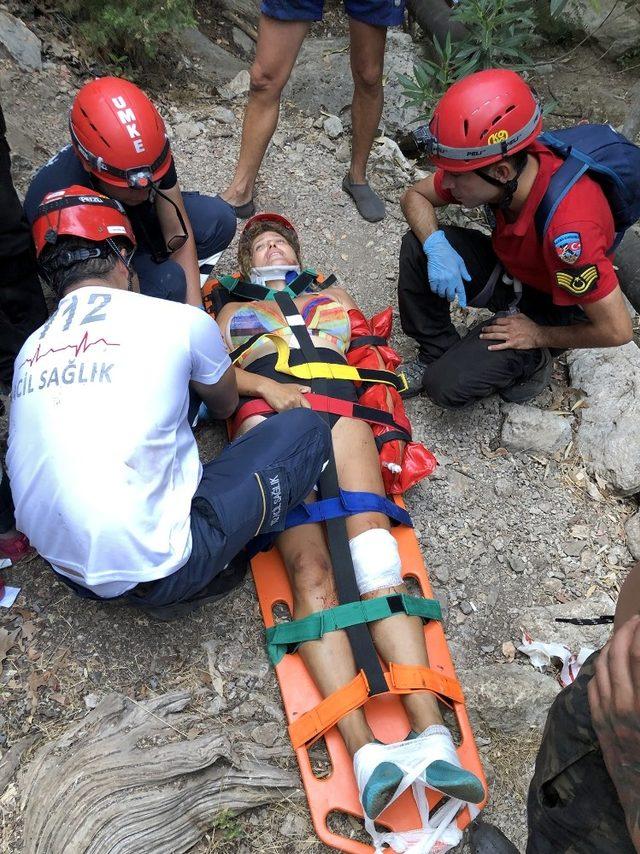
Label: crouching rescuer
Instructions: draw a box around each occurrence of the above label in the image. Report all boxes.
[398,69,636,407]
[7,187,332,616]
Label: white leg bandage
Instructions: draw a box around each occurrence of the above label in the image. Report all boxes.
[349,528,402,595]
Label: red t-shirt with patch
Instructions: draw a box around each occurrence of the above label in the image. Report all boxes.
[433,140,618,306]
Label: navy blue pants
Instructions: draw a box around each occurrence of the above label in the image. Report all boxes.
[132,192,236,303]
[58,410,331,607]
[0,463,15,534]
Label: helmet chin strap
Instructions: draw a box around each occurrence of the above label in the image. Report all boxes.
[476,155,528,210]
[250,265,301,287]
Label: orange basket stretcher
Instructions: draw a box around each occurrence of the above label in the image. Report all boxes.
[251,494,487,853]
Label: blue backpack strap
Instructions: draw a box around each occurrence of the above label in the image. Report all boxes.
[534,143,590,241]
[284,489,413,530]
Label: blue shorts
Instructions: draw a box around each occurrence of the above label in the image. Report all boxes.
[261,0,405,27]
[55,409,331,607]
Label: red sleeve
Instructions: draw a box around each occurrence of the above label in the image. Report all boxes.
[433,169,456,205]
[543,218,618,306]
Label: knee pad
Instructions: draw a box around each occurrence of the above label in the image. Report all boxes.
[349,528,402,595]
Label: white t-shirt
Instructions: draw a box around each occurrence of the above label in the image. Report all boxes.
[7,287,230,597]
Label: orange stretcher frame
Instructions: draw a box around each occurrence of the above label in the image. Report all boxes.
[251,494,488,853]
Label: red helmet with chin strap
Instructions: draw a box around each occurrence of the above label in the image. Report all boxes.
[32,184,136,258]
[420,69,542,174]
[69,76,172,189]
[242,212,297,237]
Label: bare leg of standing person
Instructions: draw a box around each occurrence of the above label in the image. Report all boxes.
[221,15,310,216]
[341,18,387,222]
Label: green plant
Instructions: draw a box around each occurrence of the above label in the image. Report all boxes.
[60,0,195,67]
[211,810,242,843]
[399,0,536,119]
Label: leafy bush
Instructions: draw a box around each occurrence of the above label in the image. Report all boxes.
[399,0,536,119]
[60,0,195,66]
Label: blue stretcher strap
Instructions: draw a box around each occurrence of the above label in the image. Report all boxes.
[284,489,413,530]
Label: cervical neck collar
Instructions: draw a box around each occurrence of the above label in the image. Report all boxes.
[250,265,301,287]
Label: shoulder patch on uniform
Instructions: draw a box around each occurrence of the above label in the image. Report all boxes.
[555,265,599,297]
[553,231,582,264]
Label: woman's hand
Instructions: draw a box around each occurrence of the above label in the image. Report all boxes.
[258,377,311,412]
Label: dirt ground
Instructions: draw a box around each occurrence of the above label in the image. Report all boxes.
[1,6,639,853]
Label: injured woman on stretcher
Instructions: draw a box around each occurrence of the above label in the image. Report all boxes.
[208,212,484,822]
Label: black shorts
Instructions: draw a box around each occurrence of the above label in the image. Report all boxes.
[238,346,359,428]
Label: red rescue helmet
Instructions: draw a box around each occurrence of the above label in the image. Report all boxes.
[422,69,542,174]
[32,184,136,258]
[69,76,172,189]
[242,212,297,236]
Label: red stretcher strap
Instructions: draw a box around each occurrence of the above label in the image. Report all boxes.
[230,393,411,439]
[289,665,464,749]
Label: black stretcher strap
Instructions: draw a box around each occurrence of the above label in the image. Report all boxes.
[375,429,411,451]
[274,291,388,696]
[348,335,389,351]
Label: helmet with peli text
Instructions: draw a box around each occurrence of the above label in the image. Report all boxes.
[414,68,542,173]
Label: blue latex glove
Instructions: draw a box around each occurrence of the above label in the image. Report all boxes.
[423,230,471,308]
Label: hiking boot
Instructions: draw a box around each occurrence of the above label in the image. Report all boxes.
[398,359,429,400]
[468,820,520,854]
[499,348,553,404]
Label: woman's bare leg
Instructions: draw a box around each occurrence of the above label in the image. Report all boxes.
[331,416,443,733]
[276,516,373,756]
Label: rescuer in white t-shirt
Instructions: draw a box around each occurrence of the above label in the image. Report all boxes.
[7,186,330,614]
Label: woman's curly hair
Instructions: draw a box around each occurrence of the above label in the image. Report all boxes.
[237,219,301,280]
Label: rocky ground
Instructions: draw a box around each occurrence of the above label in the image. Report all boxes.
[1,5,640,853]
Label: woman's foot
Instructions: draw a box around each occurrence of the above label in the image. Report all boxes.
[409,725,485,803]
[354,726,484,819]
[354,743,404,819]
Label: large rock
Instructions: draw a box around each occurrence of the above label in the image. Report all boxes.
[501,405,573,455]
[219,69,251,100]
[181,28,246,87]
[625,511,640,561]
[513,595,614,652]
[287,31,426,136]
[458,665,560,733]
[567,343,640,495]
[0,11,41,71]
[564,0,640,59]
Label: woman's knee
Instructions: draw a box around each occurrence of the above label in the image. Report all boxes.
[288,550,335,602]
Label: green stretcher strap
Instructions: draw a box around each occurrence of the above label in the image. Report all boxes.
[266,593,442,665]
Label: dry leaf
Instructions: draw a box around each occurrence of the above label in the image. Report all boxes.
[27,671,59,710]
[20,621,37,643]
[502,641,516,662]
[0,629,20,667]
[586,479,605,502]
[570,524,590,539]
